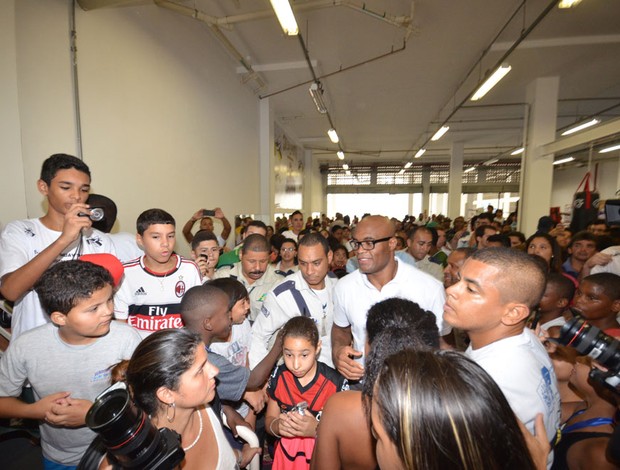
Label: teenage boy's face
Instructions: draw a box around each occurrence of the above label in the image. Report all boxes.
[192,240,220,267]
[52,284,114,345]
[573,280,619,322]
[538,284,563,314]
[443,259,506,333]
[38,168,91,216]
[138,224,176,264]
[209,297,233,340]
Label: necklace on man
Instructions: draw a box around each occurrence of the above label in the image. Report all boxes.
[183,409,203,452]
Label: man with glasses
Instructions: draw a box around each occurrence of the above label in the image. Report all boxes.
[331,215,450,382]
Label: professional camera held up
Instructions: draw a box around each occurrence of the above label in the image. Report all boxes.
[557,315,620,394]
[77,382,184,470]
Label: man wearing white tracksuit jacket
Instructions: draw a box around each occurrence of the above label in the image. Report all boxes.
[249,234,337,369]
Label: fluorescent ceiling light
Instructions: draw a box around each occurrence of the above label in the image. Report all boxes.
[269,0,299,35]
[464,166,476,173]
[431,125,449,141]
[404,162,413,169]
[553,156,575,165]
[599,144,620,154]
[558,0,582,8]
[398,169,405,175]
[510,147,524,155]
[561,118,600,136]
[342,163,349,170]
[483,158,499,166]
[327,128,339,143]
[309,82,327,114]
[414,148,426,158]
[337,151,345,160]
[471,64,512,101]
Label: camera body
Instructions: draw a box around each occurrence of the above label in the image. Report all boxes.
[78,382,184,470]
[78,207,105,222]
[202,209,216,217]
[605,199,620,226]
[557,316,620,393]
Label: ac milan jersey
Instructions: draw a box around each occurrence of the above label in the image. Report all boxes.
[114,254,201,337]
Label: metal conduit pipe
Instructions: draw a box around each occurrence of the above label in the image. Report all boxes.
[154,0,265,89]
[409,0,560,158]
[154,0,414,32]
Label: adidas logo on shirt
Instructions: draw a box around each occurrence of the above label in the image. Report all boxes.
[134,287,147,296]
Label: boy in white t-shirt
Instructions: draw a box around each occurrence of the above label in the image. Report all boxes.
[0,154,114,340]
[443,247,561,462]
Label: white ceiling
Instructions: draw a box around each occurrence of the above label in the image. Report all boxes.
[82,0,620,168]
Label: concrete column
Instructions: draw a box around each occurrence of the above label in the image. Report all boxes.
[302,148,311,218]
[519,77,559,235]
[422,167,430,216]
[448,143,464,218]
[259,98,274,224]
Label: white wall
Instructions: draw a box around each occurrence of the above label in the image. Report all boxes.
[1,0,261,255]
[0,0,32,227]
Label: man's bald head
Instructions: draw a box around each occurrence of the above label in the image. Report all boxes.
[353,215,395,238]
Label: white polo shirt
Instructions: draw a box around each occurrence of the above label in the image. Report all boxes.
[333,257,449,365]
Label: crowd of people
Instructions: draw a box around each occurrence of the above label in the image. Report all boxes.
[1,153,620,470]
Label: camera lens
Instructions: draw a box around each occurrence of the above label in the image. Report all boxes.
[89,208,105,222]
[86,388,165,468]
[558,317,620,374]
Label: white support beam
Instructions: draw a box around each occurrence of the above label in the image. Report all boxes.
[236,60,317,74]
[535,116,620,158]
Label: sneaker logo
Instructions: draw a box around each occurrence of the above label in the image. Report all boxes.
[135,287,147,296]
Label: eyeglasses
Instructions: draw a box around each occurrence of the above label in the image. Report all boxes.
[349,236,392,250]
[281,247,296,252]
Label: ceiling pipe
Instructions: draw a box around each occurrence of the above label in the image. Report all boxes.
[259,40,406,99]
[155,0,265,89]
[154,0,414,32]
[407,0,561,159]
[77,0,149,10]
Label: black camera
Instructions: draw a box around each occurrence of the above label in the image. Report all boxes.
[605,199,620,226]
[557,316,620,393]
[77,383,184,470]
